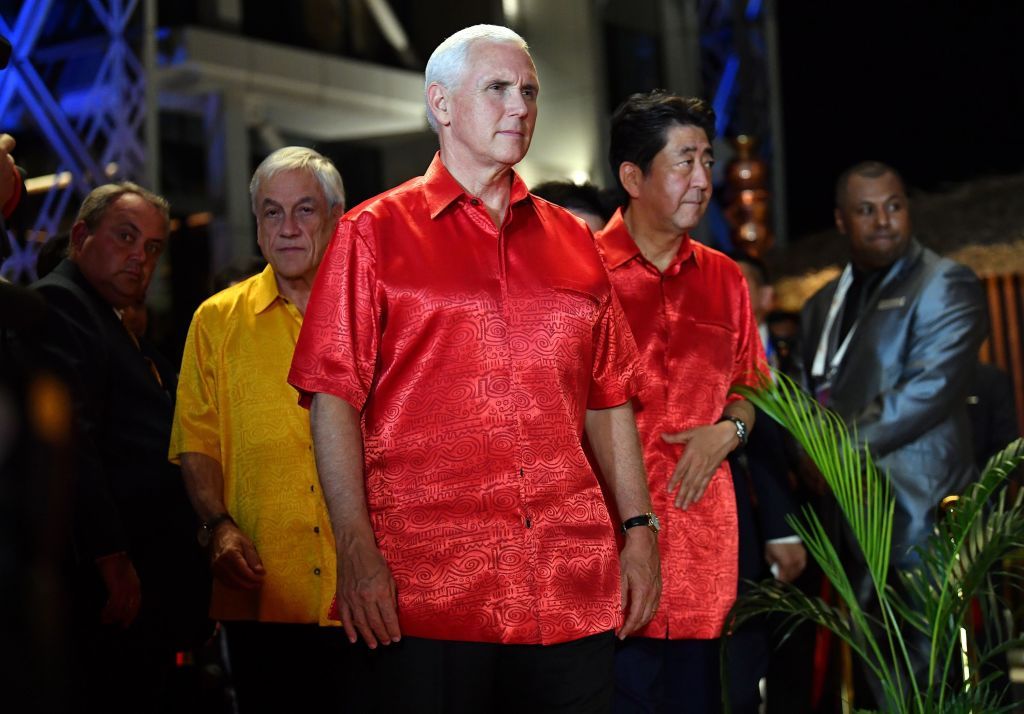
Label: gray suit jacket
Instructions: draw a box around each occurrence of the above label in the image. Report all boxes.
[800,239,987,567]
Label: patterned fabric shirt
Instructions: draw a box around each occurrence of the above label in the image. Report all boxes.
[170,265,337,625]
[597,208,764,639]
[288,154,644,645]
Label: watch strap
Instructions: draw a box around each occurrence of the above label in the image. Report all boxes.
[717,415,748,447]
[621,513,658,534]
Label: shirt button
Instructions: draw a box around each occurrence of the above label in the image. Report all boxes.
[470,198,480,206]
[310,485,316,493]
[313,526,320,534]
[313,567,321,576]
[524,517,532,529]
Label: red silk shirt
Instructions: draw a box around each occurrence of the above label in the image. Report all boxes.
[289,155,644,645]
[597,208,764,639]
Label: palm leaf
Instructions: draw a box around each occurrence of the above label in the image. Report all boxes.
[735,374,895,596]
[730,374,1024,713]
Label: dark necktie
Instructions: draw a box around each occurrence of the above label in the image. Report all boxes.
[121,315,164,388]
[837,267,886,344]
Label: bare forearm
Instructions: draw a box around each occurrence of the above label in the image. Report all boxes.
[585,402,652,519]
[586,402,660,637]
[310,392,375,549]
[180,452,229,522]
[311,392,400,647]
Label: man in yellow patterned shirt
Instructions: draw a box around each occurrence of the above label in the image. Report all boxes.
[169,146,352,711]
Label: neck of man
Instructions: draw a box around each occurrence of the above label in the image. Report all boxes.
[623,203,686,273]
[440,145,514,229]
[274,272,314,316]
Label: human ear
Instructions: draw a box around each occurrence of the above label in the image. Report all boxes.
[69,220,90,252]
[833,207,847,235]
[427,83,451,127]
[619,162,643,200]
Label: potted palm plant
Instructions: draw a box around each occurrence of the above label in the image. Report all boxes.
[726,371,1024,713]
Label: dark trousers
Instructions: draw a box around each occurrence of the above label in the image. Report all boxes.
[71,625,175,714]
[221,621,368,713]
[614,637,722,714]
[726,623,769,714]
[359,630,616,714]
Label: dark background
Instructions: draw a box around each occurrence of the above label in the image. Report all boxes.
[777,0,1024,238]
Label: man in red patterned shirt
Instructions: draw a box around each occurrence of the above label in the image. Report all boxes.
[288,25,659,713]
[596,91,764,713]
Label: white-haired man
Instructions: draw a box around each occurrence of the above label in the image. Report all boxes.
[289,25,659,713]
[169,147,355,711]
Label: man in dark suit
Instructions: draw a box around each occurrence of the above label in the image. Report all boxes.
[727,254,806,713]
[30,183,210,713]
[800,161,987,700]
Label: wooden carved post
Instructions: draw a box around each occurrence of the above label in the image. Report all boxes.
[724,134,773,258]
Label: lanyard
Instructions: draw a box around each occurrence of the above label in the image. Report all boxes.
[810,264,856,381]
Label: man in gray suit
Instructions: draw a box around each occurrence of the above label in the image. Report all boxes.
[800,160,987,698]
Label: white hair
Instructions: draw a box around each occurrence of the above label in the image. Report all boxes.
[249,146,346,213]
[423,24,529,132]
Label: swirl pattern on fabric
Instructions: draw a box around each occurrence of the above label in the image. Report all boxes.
[597,208,765,640]
[289,155,643,645]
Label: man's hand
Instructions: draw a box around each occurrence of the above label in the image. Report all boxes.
[95,552,141,628]
[0,133,16,207]
[209,524,266,590]
[336,534,401,649]
[663,421,738,510]
[617,527,661,639]
[765,541,807,583]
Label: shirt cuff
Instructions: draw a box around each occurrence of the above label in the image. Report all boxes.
[767,535,802,545]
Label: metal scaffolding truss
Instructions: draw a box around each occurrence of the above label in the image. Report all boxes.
[0,0,147,282]
[697,0,787,245]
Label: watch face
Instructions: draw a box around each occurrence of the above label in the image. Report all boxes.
[649,513,661,533]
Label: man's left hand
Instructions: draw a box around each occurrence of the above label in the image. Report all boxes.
[765,541,807,584]
[617,527,660,639]
[663,421,737,510]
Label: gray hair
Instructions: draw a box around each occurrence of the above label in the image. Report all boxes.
[74,182,170,236]
[249,146,346,213]
[423,24,529,132]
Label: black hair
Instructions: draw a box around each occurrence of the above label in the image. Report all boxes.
[729,251,770,287]
[609,90,716,196]
[834,160,906,207]
[531,181,611,222]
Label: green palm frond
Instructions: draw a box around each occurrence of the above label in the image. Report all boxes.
[728,373,1024,713]
[727,577,874,672]
[735,374,894,594]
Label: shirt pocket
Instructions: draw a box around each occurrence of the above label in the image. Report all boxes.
[673,319,736,393]
[549,285,603,326]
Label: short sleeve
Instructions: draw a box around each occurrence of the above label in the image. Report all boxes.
[288,217,382,411]
[587,282,645,409]
[169,307,223,464]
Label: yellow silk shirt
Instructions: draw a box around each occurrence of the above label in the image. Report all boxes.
[170,265,336,625]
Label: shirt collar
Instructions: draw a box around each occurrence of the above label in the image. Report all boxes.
[423,152,531,220]
[251,264,282,315]
[598,207,702,274]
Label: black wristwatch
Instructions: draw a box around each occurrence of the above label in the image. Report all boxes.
[622,512,660,535]
[717,415,748,448]
[197,512,235,547]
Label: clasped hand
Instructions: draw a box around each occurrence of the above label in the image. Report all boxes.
[663,421,737,510]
